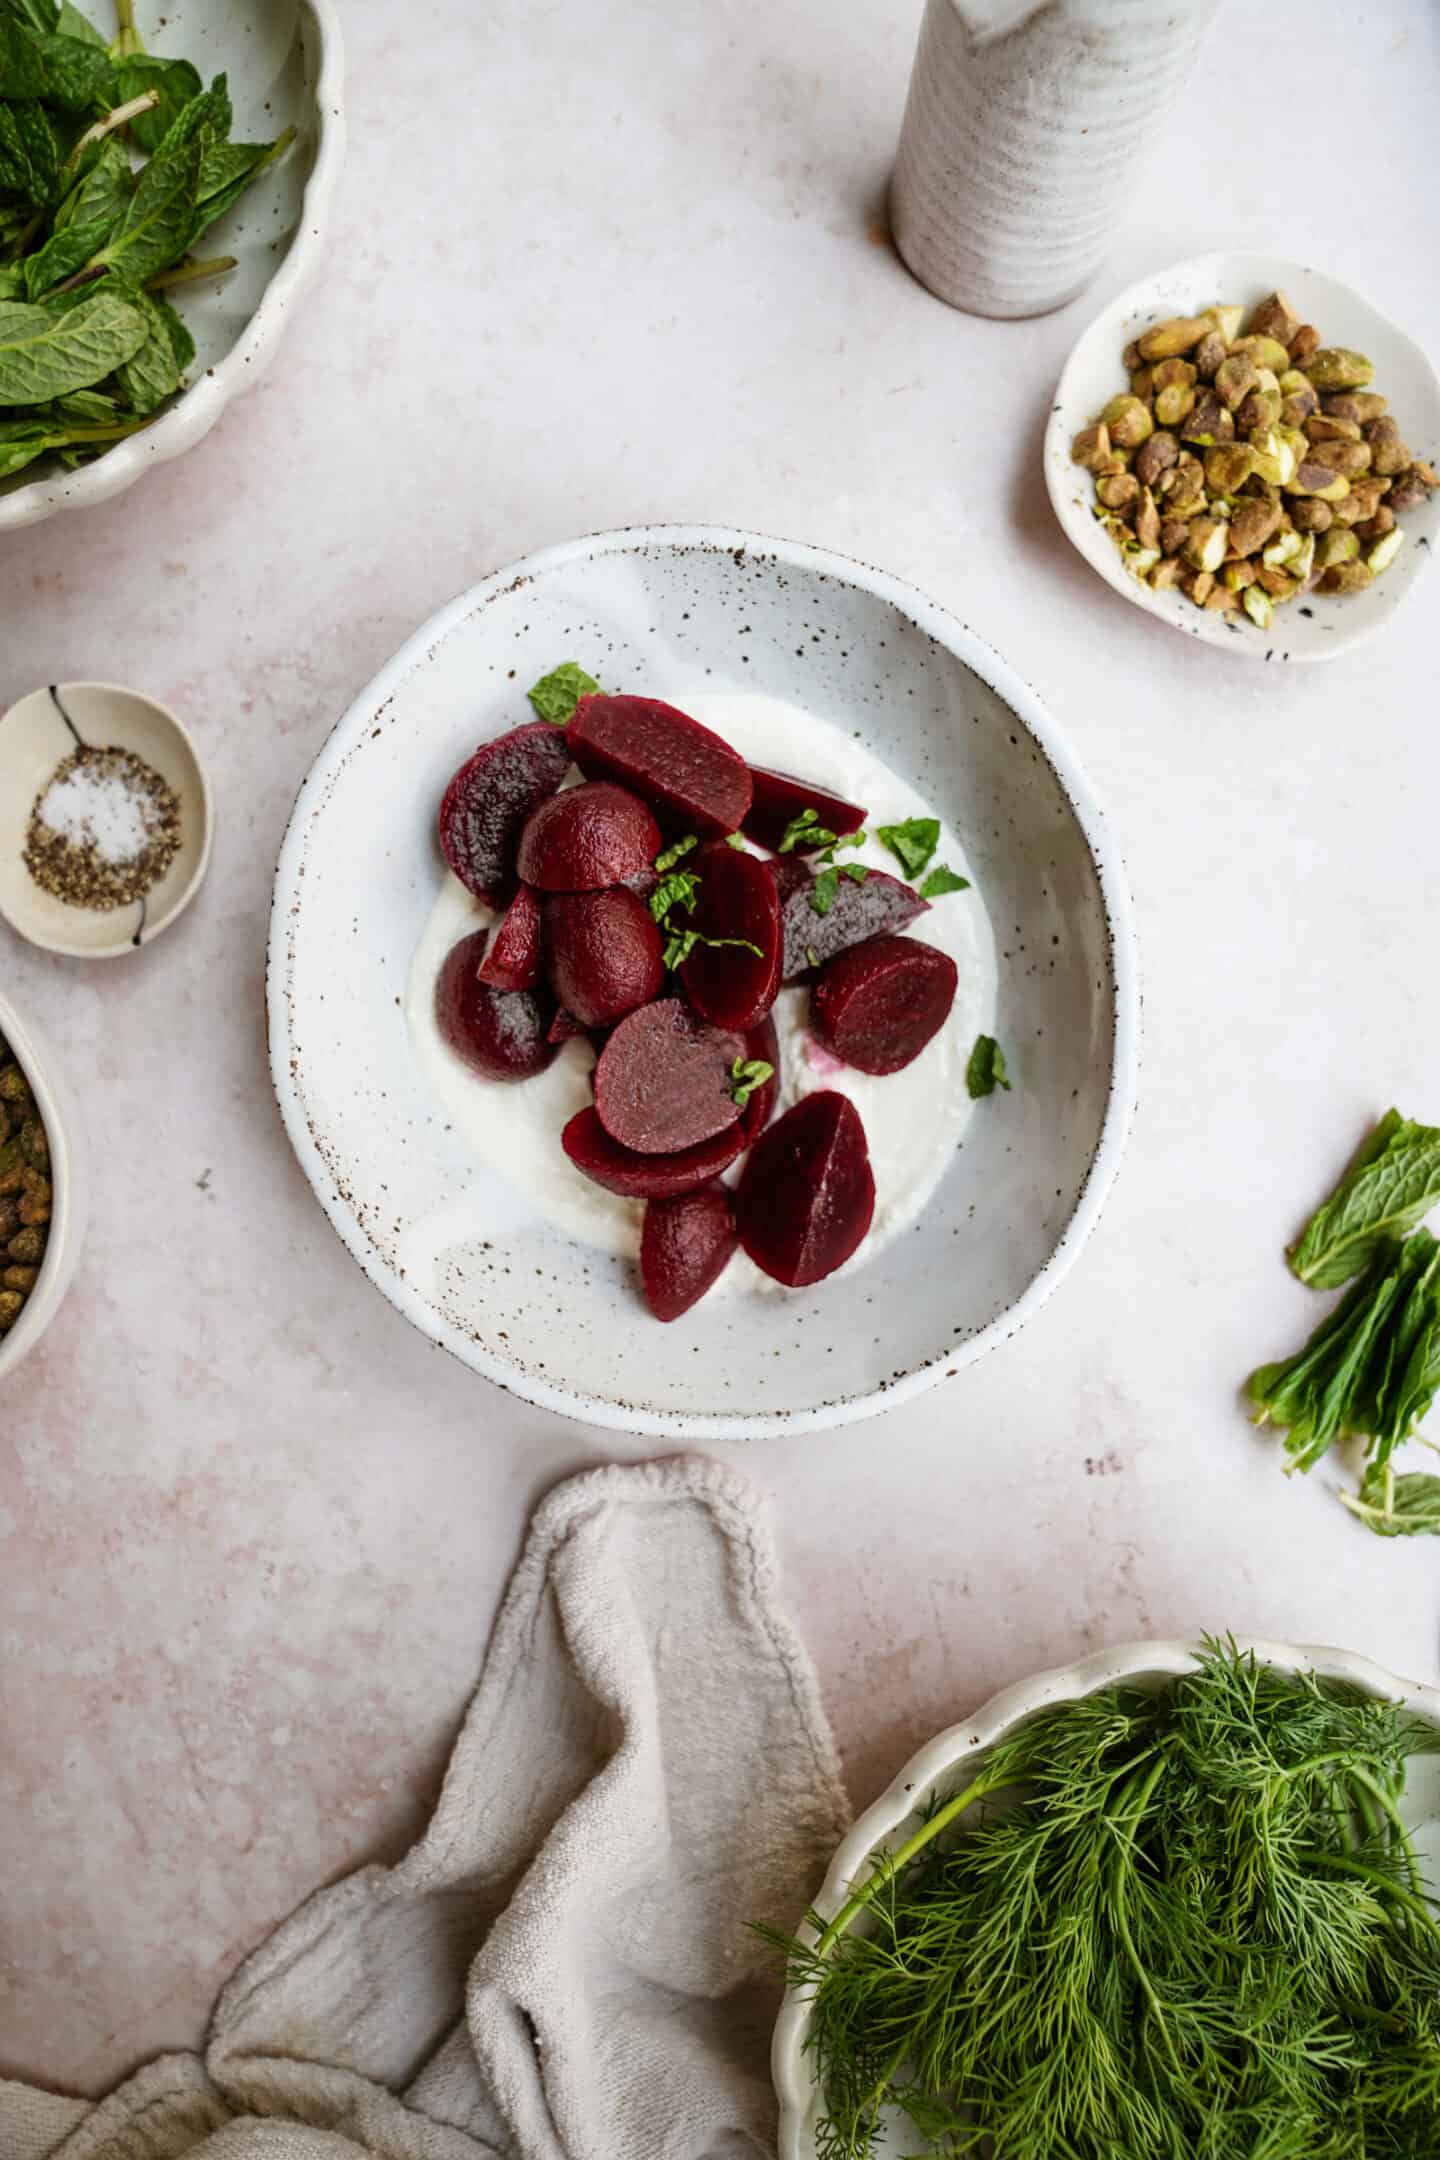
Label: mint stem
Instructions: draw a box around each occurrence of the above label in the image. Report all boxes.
[60,88,161,183]
[145,255,238,292]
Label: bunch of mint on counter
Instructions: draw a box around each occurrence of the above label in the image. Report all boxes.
[1249,1110,1440,1536]
[0,0,293,481]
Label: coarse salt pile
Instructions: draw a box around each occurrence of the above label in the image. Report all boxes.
[23,746,182,913]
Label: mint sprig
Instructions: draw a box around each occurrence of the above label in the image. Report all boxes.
[876,818,941,879]
[527,661,599,726]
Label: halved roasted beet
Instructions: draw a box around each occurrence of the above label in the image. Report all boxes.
[563,1108,745,1198]
[812,935,958,1075]
[435,930,557,1081]
[543,888,664,1030]
[739,1013,780,1141]
[517,781,661,892]
[593,998,742,1154]
[547,1006,587,1045]
[438,723,571,905]
[478,882,542,991]
[678,842,782,1032]
[569,694,752,838]
[640,1184,738,1321]
[771,857,929,981]
[742,768,867,854]
[735,1092,875,1287]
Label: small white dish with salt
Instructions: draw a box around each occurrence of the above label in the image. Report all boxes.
[0,682,212,958]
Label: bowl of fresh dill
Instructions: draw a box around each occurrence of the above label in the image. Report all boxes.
[769,1637,1440,2160]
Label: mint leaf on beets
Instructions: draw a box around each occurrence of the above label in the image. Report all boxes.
[725,832,747,849]
[527,661,598,726]
[920,864,970,899]
[877,818,940,879]
[662,927,761,971]
[649,869,701,923]
[778,806,839,855]
[729,1057,774,1111]
[654,834,698,873]
[966,1034,1010,1099]
[840,862,868,884]
[809,866,839,916]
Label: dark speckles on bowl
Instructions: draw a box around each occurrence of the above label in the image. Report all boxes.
[267,526,1137,1437]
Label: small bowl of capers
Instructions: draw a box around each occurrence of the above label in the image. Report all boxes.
[1045,252,1440,660]
[0,989,85,1381]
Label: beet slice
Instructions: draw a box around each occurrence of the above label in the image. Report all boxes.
[569,694,752,838]
[742,768,867,854]
[812,935,958,1075]
[543,887,664,1029]
[771,857,929,981]
[517,781,661,892]
[678,842,782,1032]
[735,1092,875,1287]
[641,1184,738,1321]
[477,882,542,991]
[438,722,571,905]
[593,998,742,1154]
[739,1013,780,1141]
[548,1006,587,1045]
[435,930,557,1081]
[563,1108,745,1199]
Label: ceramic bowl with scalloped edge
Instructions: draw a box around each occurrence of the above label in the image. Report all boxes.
[0,987,86,1381]
[0,0,344,532]
[1045,253,1440,661]
[773,1636,1440,2158]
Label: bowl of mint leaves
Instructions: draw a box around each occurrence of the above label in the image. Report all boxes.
[0,0,343,528]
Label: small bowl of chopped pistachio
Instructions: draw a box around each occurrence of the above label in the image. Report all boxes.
[0,989,85,1380]
[1045,252,1440,660]
[0,680,212,957]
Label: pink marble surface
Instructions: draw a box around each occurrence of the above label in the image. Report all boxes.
[4,0,1440,2097]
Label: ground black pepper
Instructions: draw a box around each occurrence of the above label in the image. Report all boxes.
[23,744,181,912]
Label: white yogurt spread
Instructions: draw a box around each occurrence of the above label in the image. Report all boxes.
[405,690,997,1293]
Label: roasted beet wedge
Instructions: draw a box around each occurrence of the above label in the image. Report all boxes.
[812,935,958,1075]
[742,767,867,854]
[593,998,742,1155]
[739,1013,780,1141]
[438,723,571,905]
[771,857,929,981]
[563,1108,745,1199]
[517,781,661,892]
[547,1006,587,1045]
[640,1184,738,1320]
[679,842,782,1032]
[736,1092,875,1287]
[435,930,557,1081]
[569,694,752,838]
[478,882,542,991]
[544,888,664,1029]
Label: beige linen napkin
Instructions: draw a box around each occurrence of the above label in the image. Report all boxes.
[3,1457,849,2160]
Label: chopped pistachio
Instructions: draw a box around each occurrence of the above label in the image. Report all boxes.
[1154,382,1196,427]
[1281,393,1316,429]
[1071,421,1112,469]
[1159,516,1190,555]
[1122,338,1142,370]
[1182,391,1234,445]
[1204,583,1240,614]
[1149,555,1185,591]
[1249,429,1298,488]
[1255,563,1298,600]
[1262,529,1304,569]
[1138,314,1212,361]
[1288,323,1320,363]
[1304,348,1374,391]
[1241,584,1274,629]
[1222,559,1256,591]
[1094,450,1129,477]
[1134,486,1161,550]
[1366,528,1404,575]
[1228,334,1291,374]
[1237,386,1282,432]
[1288,534,1316,583]
[1133,430,1179,486]
[1319,560,1373,593]
[1097,472,1140,510]
[1289,496,1332,533]
[1214,355,1259,411]
[1387,467,1434,514]
[1229,497,1283,557]
[1192,329,1227,379]
[1313,529,1359,573]
[1305,413,1362,444]
[1125,546,1161,577]
[1204,304,1243,344]
[1100,393,1154,448]
[1309,438,1373,479]
[1130,365,1156,401]
[1366,417,1410,476]
[1290,460,1351,502]
[1321,391,1386,423]
[1246,291,1300,346]
[1180,567,1215,604]
[1356,505,1396,542]
[1185,517,1229,574]
[1204,443,1255,495]
[1151,357,1196,394]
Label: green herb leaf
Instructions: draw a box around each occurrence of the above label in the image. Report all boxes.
[0,96,60,205]
[648,868,701,924]
[662,928,762,972]
[808,865,839,916]
[55,2,105,47]
[876,816,941,879]
[724,832,746,850]
[805,944,819,969]
[839,862,868,885]
[90,132,201,286]
[0,19,50,96]
[31,26,114,109]
[729,1057,774,1111]
[114,285,184,412]
[53,133,131,231]
[0,266,27,300]
[186,124,293,241]
[156,70,231,155]
[1341,1467,1440,1538]
[0,0,59,33]
[0,288,145,402]
[113,54,202,153]
[778,805,839,855]
[527,661,598,727]
[20,212,110,300]
[1289,1111,1440,1289]
[966,1034,1010,1098]
[653,834,698,874]
[919,864,970,899]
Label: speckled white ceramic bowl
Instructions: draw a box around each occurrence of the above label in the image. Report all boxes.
[0,0,344,532]
[267,526,1138,1438]
[774,1637,1440,2160]
[1045,253,1440,661]
[0,988,85,1381]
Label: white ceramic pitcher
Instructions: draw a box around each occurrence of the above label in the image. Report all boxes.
[891,0,1222,319]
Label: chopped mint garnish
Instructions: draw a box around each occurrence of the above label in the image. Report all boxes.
[920,864,970,899]
[778,806,839,854]
[527,662,599,726]
[967,1034,1010,1098]
[654,834,699,873]
[809,865,840,916]
[729,1057,775,1111]
[841,862,869,885]
[877,817,941,879]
